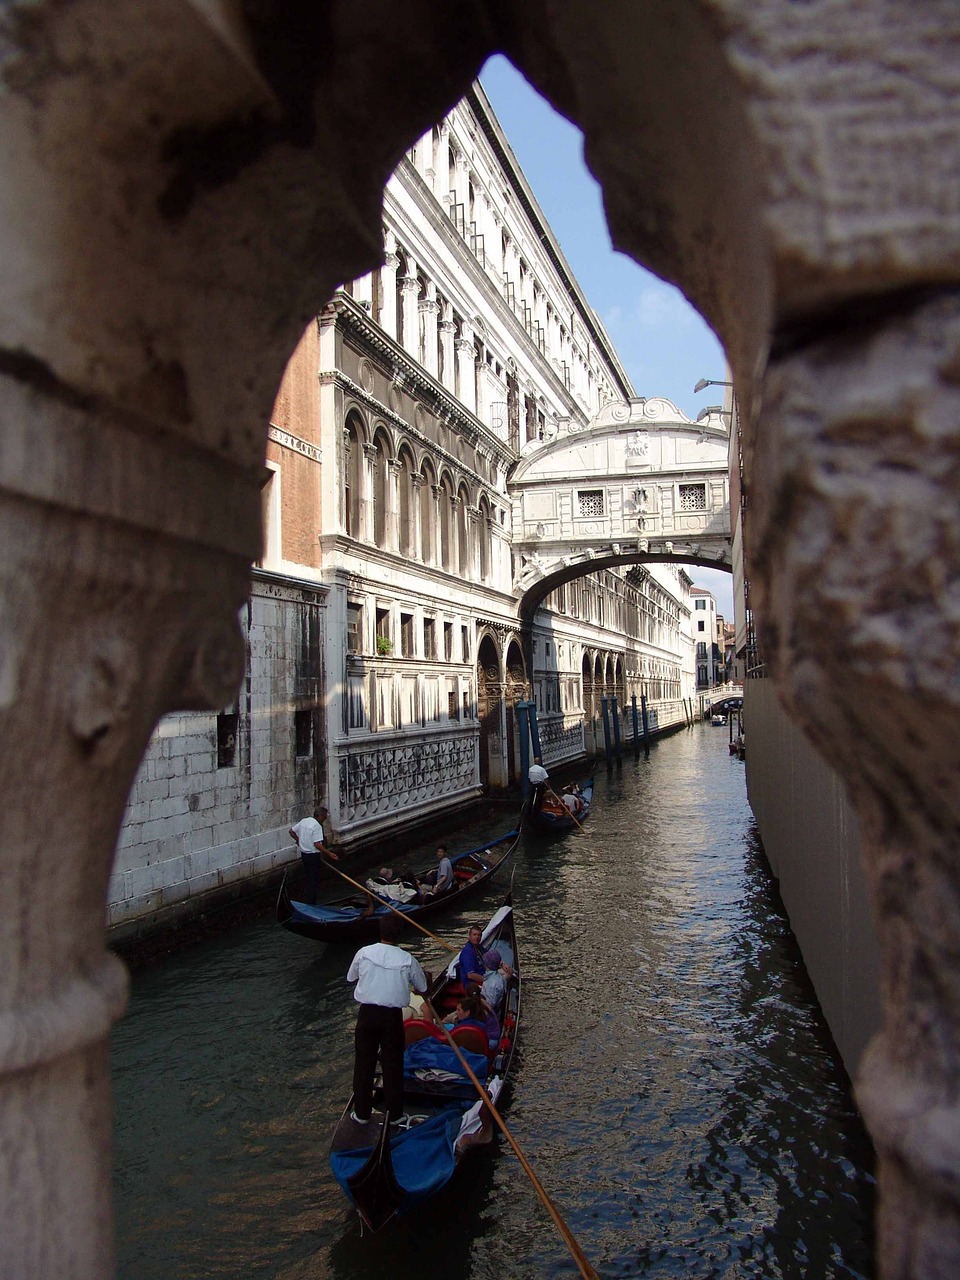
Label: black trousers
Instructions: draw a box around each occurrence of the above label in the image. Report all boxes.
[300,850,323,905]
[353,1003,405,1121]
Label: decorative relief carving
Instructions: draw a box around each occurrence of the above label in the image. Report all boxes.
[338,735,476,823]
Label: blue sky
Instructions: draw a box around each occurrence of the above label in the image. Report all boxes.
[479,56,733,616]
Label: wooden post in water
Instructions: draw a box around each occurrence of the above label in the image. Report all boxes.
[611,694,622,761]
[631,694,640,754]
[517,700,532,798]
[640,693,651,757]
[600,695,612,768]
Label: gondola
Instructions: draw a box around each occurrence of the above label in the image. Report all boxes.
[527,777,594,833]
[329,898,521,1231]
[276,827,520,943]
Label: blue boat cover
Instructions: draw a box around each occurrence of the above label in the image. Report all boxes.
[330,1108,466,1209]
[402,1038,489,1081]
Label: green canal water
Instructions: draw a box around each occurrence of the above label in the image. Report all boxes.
[111,724,875,1278]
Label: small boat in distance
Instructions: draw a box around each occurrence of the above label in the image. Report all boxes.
[276,827,520,943]
[329,898,521,1232]
[527,777,594,834]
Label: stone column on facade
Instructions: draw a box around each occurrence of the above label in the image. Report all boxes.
[468,506,482,581]
[439,303,456,392]
[420,281,440,379]
[457,320,477,416]
[381,230,400,342]
[430,484,444,570]
[410,473,424,562]
[361,442,378,544]
[449,494,462,578]
[435,121,451,208]
[386,456,401,553]
[400,257,421,361]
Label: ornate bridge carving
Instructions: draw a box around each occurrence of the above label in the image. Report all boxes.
[510,398,731,618]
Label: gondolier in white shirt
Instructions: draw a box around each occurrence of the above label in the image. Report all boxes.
[288,805,338,905]
[347,915,429,1126]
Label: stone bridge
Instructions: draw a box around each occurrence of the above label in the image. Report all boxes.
[510,398,731,619]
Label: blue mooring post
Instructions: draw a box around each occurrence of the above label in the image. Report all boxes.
[600,695,612,767]
[611,694,622,760]
[517,701,531,798]
[631,694,640,751]
[640,693,651,755]
[528,702,543,764]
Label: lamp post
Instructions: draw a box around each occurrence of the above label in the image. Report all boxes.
[693,377,733,394]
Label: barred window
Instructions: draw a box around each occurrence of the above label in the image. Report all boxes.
[577,489,604,517]
[679,483,707,511]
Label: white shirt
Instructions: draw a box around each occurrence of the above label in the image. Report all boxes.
[562,792,580,814]
[528,763,549,784]
[291,816,324,854]
[347,942,427,1007]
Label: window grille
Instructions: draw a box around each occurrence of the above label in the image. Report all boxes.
[577,490,604,518]
[679,483,707,511]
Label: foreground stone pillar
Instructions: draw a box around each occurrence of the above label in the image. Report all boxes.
[0,373,255,1277]
[750,290,960,1277]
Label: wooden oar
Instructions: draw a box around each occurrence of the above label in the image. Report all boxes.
[323,862,458,953]
[545,786,587,833]
[422,997,599,1280]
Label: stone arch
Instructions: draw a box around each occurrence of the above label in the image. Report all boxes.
[396,444,417,559]
[476,630,505,790]
[342,409,367,539]
[477,495,492,583]
[456,480,471,578]
[371,426,391,549]
[419,457,438,567]
[3,6,960,1273]
[505,636,528,784]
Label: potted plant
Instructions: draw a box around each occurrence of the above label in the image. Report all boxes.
[376,635,393,656]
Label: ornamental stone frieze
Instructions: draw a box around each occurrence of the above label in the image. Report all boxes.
[337,733,478,824]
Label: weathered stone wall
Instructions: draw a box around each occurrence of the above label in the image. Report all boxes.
[745,677,882,1076]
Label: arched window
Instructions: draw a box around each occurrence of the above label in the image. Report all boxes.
[397,447,416,559]
[395,250,407,347]
[372,429,390,549]
[420,459,436,565]
[457,483,470,578]
[343,413,364,538]
[439,474,454,572]
[478,497,491,582]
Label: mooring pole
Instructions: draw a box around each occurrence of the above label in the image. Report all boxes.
[611,694,622,760]
[517,700,532,798]
[640,693,651,756]
[600,695,612,768]
[631,694,640,752]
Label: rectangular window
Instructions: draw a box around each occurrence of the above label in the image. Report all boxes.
[443,621,453,661]
[577,489,604,518]
[294,708,312,757]
[679,483,707,511]
[400,611,414,657]
[424,617,437,660]
[347,601,363,654]
[376,607,391,654]
[698,620,705,632]
[695,599,707,610]
[217,712,238,769]
[448,689,459,721]
[461,625,470,663]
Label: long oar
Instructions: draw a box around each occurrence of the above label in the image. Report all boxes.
[324,862,458,953]
[422,997,599,1280]
[545,786,587,833]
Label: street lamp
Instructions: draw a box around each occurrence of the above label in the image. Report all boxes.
[694,377,733,394]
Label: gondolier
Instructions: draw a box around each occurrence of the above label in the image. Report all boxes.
[347,915,429,1125]
[289,805,338,905]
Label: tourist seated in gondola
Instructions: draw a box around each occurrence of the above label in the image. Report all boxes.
[457,923,487,988]
[417,844,453,901]
[480,949,512,1011]
[561,784,583,817]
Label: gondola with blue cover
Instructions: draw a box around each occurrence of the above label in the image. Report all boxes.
[329,898,521,1232]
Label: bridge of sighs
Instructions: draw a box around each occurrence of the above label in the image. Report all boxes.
[509,397,732,619]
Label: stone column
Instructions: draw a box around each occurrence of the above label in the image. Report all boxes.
[420,281,439,378]
[410,473,424,562]
[457,321,477,416]
[468,506,482,581]
[450,494,462,578]
[400,258,421,361]
[361,442,378,544]
[439,303,456,392]
[435,121,451,207]
[381,231,400,342]
[386,457,401,553]
[431,483,444,570]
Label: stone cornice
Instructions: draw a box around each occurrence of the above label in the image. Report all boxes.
[388,168,598,423]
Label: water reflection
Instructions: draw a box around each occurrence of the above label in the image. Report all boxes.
[112,726,874,1278]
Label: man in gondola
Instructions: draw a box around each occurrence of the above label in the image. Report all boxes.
[346,914,429,1127]
[457,923,487,989]
[527,755,549,810]
[288,805,338,905]
[417,844,453,901]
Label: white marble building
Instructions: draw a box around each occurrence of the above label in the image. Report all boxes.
[108,85,698,935]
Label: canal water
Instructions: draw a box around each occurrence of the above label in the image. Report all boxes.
[111,724,875,1279]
